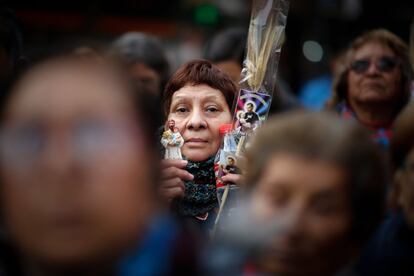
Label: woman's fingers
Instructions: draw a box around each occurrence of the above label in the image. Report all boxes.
[159,159,193,202]
[162,177,185,189]
[221,173,244,186]
[160,159,188,169]
[159,187,185,202]
[159,178,185,201]
[161,166,194,181]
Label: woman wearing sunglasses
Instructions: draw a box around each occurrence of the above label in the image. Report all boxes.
[326,29,413,148]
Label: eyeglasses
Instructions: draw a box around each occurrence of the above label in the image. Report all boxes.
[350,57,399,74]
[0,119,139,170]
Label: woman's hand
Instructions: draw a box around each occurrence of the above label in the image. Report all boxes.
[221,173,244,187]
[159,159,194,203]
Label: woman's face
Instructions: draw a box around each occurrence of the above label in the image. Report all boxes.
[167,84,232,162]
[250,153,353,276]
[347,42,402,106]
[0,61,154,265]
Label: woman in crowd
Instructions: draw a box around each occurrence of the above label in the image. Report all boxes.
[326,29,413,148]
[0,53,196,275]
[207,112,387,276]
[159,59,241,231]
[356,102,414,276]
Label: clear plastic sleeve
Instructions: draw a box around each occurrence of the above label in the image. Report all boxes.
[240,0,290,95]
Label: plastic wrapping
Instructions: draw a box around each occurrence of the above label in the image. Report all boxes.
[213,124,240,236]
[214,124,239,193]
[213,0,290,235]
[233,0,289,155]
[240,0,289,95]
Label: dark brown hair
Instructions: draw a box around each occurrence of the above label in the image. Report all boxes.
[245,111,387,245]
[327,29,413,110]
[162,59,237,116]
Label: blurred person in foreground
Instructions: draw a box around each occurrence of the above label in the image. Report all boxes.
[326,29,413,149]
[206,112,387,276]
[0,53,197,275]
[204,27,300,114]
[355,102,414,276]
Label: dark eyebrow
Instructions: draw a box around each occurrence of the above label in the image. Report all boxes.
[202,95,220,101]
[170,96,191,106]
[171,95,189,101]
[311,188,344,203]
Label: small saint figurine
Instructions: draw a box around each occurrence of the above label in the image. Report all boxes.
[161,120,184,160]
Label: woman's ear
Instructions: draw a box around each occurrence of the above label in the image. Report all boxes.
[388,169,404,210]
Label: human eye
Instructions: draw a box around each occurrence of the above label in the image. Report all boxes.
[350,59,369,73]
[311,198,343,217]
[75,120,114,151]
[172,104,189,114]
[177,107,189,113]
[206,105,220,113]
[268,185,290,208]
[378,57,398,72]
[0,123,45,165]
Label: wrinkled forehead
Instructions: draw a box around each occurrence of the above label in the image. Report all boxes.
[5,59,133,123]
[352,40,396,60]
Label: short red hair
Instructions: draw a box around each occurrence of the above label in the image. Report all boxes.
[162,59,237,116]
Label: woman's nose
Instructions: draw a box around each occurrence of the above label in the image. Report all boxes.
[186,108,207,130]
[277,207,307,245]
[366,60,381,75]
[41,132,74,176]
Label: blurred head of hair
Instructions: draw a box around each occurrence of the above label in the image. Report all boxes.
[204,27,246,84]
[245,111,387,244]
[109,32,170,97]
[0,51,161,273]
[234,111,387,275]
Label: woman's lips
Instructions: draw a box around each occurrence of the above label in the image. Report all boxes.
[185,138,208,146]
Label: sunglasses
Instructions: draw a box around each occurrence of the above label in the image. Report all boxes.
[350,57,399,74]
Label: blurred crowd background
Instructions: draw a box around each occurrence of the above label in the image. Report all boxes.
[0,1,413,275]
[4,0,414,96]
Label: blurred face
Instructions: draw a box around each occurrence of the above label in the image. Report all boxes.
[167,84,232,162]
[129,62,161,97]
[398,149,414,229]
[250,154,353,276]
[246,104,253,112]
[347,42,402,106]
[0,61,154,266]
